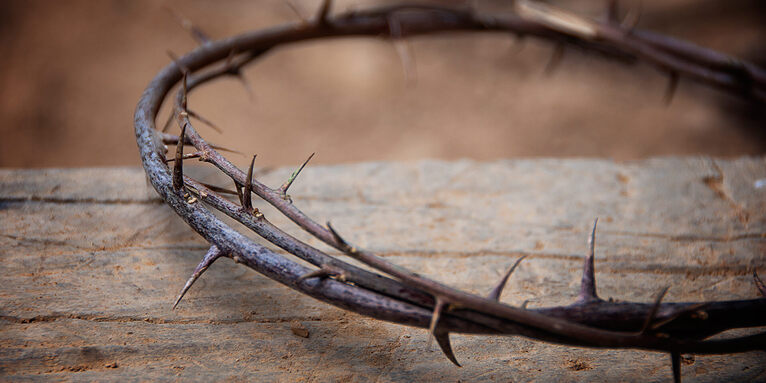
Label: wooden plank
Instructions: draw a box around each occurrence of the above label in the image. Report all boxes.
[1,159,764,381]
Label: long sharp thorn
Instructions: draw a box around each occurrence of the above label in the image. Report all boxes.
[284,0,309,24]
[521,300,530,309]
[164,6,211,45]
[166,152,202,163]
[578,218,601,303]
[754,270,766,297]
[641,285,670,334]
[187,109,223,134]
[172,123,187,191]
[198,182,238,196]
[173,245,223,309]
[316,0,332,25]
[664,72,679,106]
[427,297,447,349]
[545,43,565,75]
[671,351,682,383]
[166,50,189,75]
[236,183,244,206]
[434,331,461,367]
[488,256,527,301]
[243,154,256,210]
[280,152,315,193]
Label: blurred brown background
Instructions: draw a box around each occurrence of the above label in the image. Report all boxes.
[0,0,764,169]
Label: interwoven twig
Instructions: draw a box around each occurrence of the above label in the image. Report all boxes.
[134,2,766,381]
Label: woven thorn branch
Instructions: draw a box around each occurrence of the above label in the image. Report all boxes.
[134,1,766,381]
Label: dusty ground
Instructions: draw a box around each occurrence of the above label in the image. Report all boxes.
[0,0,764,169]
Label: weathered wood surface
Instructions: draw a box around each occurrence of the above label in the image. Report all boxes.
[1,158,765,382]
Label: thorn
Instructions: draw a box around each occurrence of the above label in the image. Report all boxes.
[620,0,642,31]
[545,43,565,75]
[434,331,461,367]
[172,245,224,309]
[670,351,681,383]
[488,256,527,301]
[326,222,354,253]
[197,182,238,196]
[316,0,332,25]
[427,297,447,350]
[235,183,244,206]
[389,16,417,86]
[641,286,670,334]
[242,154,256,210]
[158,132,241,155]
[164,6,211,45]
[172,123,187,191]
[664,72,679,106]
[187,109,223,134]
[182,71,189,110]
[161,111,175,133]
[165,151,202,163]
[284,0,309,24]
[754,271,766,297]
[521,300,530,309]
[578,218,601,303]
[166,50,189,75]
[280,153,315,194]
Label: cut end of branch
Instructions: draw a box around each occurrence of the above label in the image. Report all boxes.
[488,256,527,301]
[172,245,223,309]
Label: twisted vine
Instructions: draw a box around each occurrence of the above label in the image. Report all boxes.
[134,2,766,381]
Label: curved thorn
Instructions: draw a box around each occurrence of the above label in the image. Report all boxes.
[427,297,447,349]
[434,331,461,367]
[187,110,223,134]
[671,351,681,383]
[488,256,527,301]
[545,43,565,75]
[172,245,224,309]
[280,152,316,194]
[641,286,670,333]
[243,154,256,210]
[754,270,766,297]
[521,300,530,309]
[172,123,187,191]
[578,218,601,303]
[664,71,679,106]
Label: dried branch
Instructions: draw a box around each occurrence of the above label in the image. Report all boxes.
[135,2,766,381]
